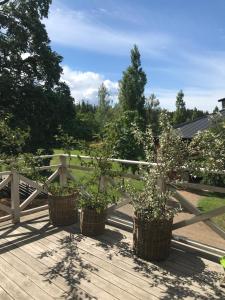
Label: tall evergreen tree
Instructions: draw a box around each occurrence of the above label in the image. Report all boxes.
[119,45,147,117]
[0,0,75,153]
[191,107,199,121]
[213,106,219,113]
[105,46,147,165]
[173,90,186,125]
[96,83,111,130]
[145,93,161,135]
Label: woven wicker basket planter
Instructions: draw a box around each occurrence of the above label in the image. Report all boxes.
[220,275,225,288]
[80,208,106,237]
[133,212,173,261]
[48,193,78,226]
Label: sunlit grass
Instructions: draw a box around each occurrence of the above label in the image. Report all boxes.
[198,193,225,231]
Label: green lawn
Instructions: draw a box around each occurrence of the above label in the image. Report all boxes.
[198,193,225,231]
[52,149,93,182]
[51,149,144,194]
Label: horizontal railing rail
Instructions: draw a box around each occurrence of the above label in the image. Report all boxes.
[0,154,224,244]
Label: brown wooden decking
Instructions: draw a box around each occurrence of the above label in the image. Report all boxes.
[0,211,224,300]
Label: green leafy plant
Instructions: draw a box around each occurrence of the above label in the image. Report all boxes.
[188,113,225,186]
[128,111,188,220]
[220,256,225,270]
[78,144,118,212]
[104,110,144,173]
[55,125,77,160]
[0,115,30,171]
[189,113,225,174]
[48,181,79,197]
[9,126,78,197]
[48,127,79,196]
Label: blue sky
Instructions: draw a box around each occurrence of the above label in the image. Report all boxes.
[45,0,225,111]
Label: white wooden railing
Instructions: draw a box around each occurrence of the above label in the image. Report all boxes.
[0,154,225,254]
[0,155,62,223]
[0,154,144,223]
[0,153,225,260]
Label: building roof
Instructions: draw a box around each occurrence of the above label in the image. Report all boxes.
[218,98,225,102]
[175,110,225,139]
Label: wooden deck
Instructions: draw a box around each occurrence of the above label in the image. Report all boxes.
[0,212,224,300]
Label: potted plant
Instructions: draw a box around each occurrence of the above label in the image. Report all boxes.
[47,127,79,226]
[129,112,188,261]
[220,256,225,288]
[20,150,79,226]
[48,182,79,226]
[78,145,118,236]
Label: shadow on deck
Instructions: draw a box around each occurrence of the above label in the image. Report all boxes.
[0,212,224,300]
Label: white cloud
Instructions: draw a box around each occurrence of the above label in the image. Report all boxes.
[46,3,225,112]
[62,64,223,111]
[62,65,118,104]
[45,6,172,57]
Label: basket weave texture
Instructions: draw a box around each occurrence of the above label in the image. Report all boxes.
[133,212,173,261]
[220,275,225,288]
[80,208,106,236]
[48,193,78,226]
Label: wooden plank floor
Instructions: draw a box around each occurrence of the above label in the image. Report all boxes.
[0,212,224,300]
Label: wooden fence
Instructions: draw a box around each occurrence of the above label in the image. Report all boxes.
[0,154,224,260]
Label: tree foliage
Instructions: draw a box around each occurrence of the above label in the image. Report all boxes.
[0,0,75,153]
[119,45,147,117]
[104,111,144,171]
[213,106,219,113]
[96,83,111,135]
[173,90,186,125]
[129,111,188,220]
[0,114,29,157]
[189,113,225,186]
[97,83,110,114]
[78,144,118,211]
[104,46,147,167]
[74,101,98,141]
[145,93,161,135]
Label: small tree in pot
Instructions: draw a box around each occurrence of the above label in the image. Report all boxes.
[20,151,79,227]
[78,145,118,236]
[47,127,79,226]
[130,112,188,261]
[48,182,79,226]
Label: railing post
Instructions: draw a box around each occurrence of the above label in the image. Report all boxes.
[59,155,67,187]
[11,169,20,224]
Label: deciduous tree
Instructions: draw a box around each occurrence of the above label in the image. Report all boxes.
[0,0,75,153]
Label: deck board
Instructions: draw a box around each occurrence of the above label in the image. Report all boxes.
[0,211,224,300]
[0,285,14,300]
[11,227,140,300]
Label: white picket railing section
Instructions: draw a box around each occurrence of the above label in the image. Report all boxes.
[0,153,225,259]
